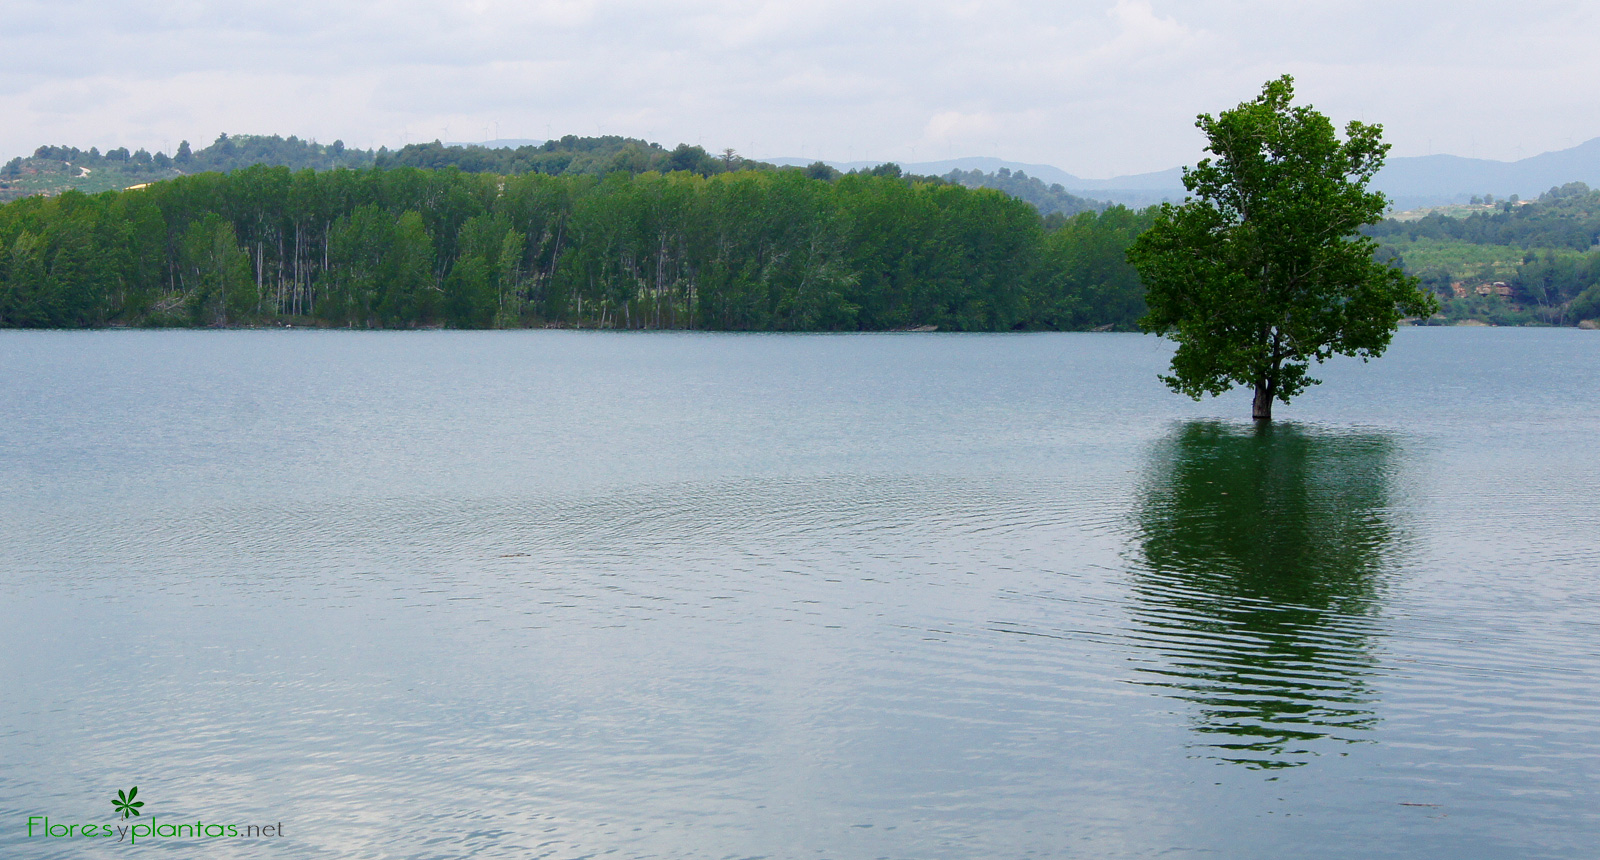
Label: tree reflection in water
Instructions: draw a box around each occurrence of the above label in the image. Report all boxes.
[1130,421,1403,769]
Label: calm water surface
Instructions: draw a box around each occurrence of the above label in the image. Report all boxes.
[1,329,1597,858]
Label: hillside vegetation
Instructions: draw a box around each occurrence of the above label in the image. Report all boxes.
[1367,182,1600,324]
[941,167,1103,218]
[0,135,373,201]
[0,133,816,202]
[4,133,1099,216]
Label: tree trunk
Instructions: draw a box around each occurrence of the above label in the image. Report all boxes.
[1252,378,1274,422]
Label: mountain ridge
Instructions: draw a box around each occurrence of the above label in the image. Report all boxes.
[8,132,1599,211]
[766,137,1600,209]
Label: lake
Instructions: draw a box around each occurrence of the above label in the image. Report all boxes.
[2,328,1597,858]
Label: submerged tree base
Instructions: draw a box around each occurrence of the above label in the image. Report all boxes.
[1252,383,1275,422]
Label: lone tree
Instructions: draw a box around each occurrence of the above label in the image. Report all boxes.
[1127,76,1437,421]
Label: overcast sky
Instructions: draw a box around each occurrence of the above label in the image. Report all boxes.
[4,0,1597,177]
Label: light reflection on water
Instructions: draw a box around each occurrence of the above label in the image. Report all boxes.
[1130,422,1400,768]
[1,329,1598,859]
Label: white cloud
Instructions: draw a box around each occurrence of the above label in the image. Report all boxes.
[1,0,1597,175]
[1100,0,1198,59]
[924,111,1000,143]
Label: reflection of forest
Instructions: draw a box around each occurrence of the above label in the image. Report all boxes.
[1130,422,1402,769]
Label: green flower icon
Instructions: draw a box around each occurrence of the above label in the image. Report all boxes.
[112,786,144,820]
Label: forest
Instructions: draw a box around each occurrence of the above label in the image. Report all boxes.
[6,129,1600,332]
[0,163,1153,331]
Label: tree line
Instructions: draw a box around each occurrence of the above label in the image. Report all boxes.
[1,134,376,203]
[1,134,786,203]
[5,131,1066,209]
[2,131,862,191]
[1367,182,1600,251]
[942,167,1103,218]
[0,164,1153,331]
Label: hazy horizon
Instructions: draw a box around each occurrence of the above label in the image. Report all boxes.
[10,130,1599,190]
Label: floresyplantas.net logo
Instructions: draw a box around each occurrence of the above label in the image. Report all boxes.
[26,786,285,844]
[111,787,143,820]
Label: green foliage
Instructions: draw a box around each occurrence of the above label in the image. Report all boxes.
[1368,182,1600,251]
[1513,249,1600,313]
[374,137,774,180]
[112,787,144,820]
[1031,206,1153,330]
[178,214,254,325]
[1570,282,1600,322]
[944,167,1102,218]
[832,174,1037,330]
[2,134,374,202]
[1128,76,1438,418]
[1437,295,1538,327]
[181,134,373,173]
[321,206,437,327]
[445,254,495,328]
[1371,237,1523,282]
[1366,181,1600,325]
[0,190,134,327]
[803,162,842,182]
[1365,206,1600,326]
[0,163,1159,332]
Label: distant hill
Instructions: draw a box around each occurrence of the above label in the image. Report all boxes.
[0,135,1109,220]
[1373,138,1600,209]
[767,156,1083,187]
[0,134,374,201]
[16,129,1598,213]
[769,136,1600,210]
[1368,181,1600,251]
[442,139,547,150]
[373,136,760,177]
[939,167,1103,216]
[767,156,1180,207]
[0,134,744,200]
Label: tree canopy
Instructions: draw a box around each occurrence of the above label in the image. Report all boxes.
[0,164,1151,332]
[1128,76,1437,420]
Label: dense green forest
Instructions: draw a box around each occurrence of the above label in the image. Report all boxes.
[1368,182,1600,324]
[0,163,1153,331]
